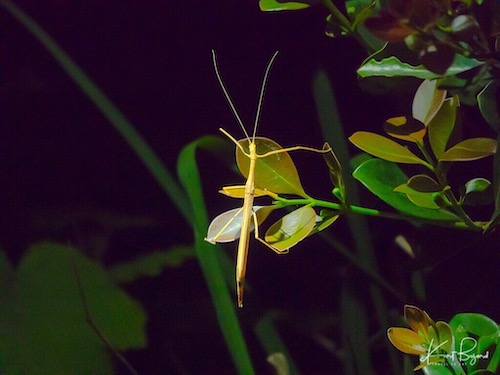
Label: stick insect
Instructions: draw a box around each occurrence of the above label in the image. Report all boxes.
[208,50,329,308]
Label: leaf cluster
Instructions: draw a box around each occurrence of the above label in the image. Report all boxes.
[350,79,498,230]
[260,0,500,130]
[208,78,498,258]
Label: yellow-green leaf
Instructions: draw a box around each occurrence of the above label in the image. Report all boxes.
[219,185,273,198]
[434,321,453,353]
[428,96,459,159]
[394,183,441,209]
[310,210,340,235]
[412,79,447,125]
[322,142,346,202]
[236,137,307,197]
[349,132,429,166]
[439,138,497,161]
[383,115,427,143]
[463,178,493,206]
[264,206,316,251]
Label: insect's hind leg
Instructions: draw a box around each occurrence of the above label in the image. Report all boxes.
[252,210,289,254]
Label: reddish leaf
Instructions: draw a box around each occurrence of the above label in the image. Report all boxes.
[384,115,427,143]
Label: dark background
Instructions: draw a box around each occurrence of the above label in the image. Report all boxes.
[1,1,498,374]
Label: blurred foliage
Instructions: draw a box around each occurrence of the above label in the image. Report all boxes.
[0,242,146,375]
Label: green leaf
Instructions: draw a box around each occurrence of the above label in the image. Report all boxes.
[349,131,429,166]
[205,206,275,244]
[265,205,316,251]
[428,96,459,160]
[449,313,498,338]
[383,115,427,143]
[310,209,340,234]
[449,313,499,373]
[0,242,146,375]
[177,135,255,373]
[237,137,307,197]
[463,178,493,206]
[352,159,459,220]
[477,79,500,131]
[357,54,484,79]
[412,79,447,125]
[259,0,317,11]
[394,183,441,209]
[108,246,196,283]
[347,0,376,28]
[439,138,497,161]
[350,152,373,170]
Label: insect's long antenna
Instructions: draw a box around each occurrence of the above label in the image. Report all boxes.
[253,51,279,140]
[212,50,251,141]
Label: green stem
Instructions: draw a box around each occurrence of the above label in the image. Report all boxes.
[320,0,377,53]
[273,196,480,230]
[416,142,437,172]
[445,357,467,375]
[321,0,352,33]
[443,187,480,230]
[416,142,479,230]
[445,361,458,375]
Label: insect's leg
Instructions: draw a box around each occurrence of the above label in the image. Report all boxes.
[251,210,289,255]
[206,206,244,244]
[259,144,332,159]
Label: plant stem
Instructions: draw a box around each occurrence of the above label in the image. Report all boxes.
[321,0,352,33]
[273,196,481,230]
[443,188,480,230]
[416,143,480,230]
[416,142,437,172]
